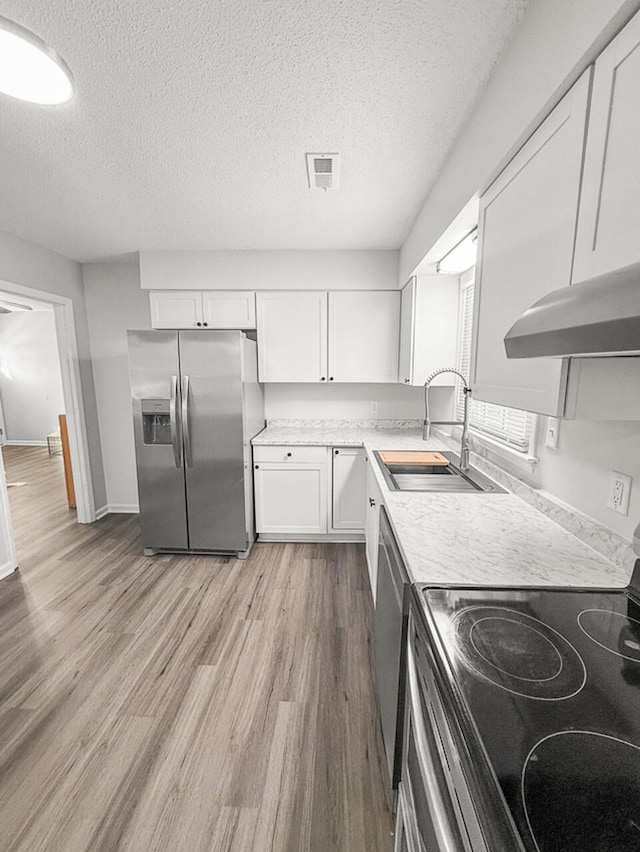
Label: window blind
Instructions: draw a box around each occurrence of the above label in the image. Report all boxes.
[457,276,534,453]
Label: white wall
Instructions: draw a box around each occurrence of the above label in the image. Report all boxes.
[265,383,452,422]
[83,261,151,512]
[0,228,106,509]
[0,312,65,443]
[400,0,640,282]
[535,420,640,540]
[140,250,399,291]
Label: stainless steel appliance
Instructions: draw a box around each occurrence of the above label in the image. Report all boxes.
[375,507,410,788]
[128,330,264,557]
[398,564,640,851]
[504,264,640,358]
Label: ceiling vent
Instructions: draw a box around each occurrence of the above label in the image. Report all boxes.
[306,153,340,191]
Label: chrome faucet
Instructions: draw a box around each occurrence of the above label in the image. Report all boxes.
[423,367,472,471]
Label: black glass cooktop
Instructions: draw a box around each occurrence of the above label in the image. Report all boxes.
[423,577,640,852]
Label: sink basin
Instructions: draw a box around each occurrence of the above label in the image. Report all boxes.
[374,451,505,493]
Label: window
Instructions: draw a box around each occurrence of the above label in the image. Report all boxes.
[457,273,535,453]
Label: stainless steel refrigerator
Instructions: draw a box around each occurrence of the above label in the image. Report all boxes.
[127,330,264,557]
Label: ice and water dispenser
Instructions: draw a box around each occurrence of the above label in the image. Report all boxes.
[141,399,172,445]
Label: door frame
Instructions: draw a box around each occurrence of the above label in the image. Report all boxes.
[0,281,96,526]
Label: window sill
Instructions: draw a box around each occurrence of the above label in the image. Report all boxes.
[469,428,538,478]
[443,424,539,480]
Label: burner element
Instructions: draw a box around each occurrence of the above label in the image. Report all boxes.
[453,606,586,700]
[578,609,640,662]
[523,731,640,852]
[470,617,563,682]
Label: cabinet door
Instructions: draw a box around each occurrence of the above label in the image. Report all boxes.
[573,11,640,283]
[365,457,383,602]
[254,463,327,533]
[398,280,416,385]
[256,292,328,382]
[471,70,591,416]
[328,291,400,383]
[150,291,203,329]
[399,277,458,386]
[202,291,256,329]
[331,447,366,530]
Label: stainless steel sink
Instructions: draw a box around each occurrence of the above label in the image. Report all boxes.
[374,451,505,493]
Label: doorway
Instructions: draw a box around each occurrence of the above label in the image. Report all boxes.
[0,290,74,556]
[0,281,96,579]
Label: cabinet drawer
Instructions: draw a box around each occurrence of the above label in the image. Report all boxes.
[253,445,327,463]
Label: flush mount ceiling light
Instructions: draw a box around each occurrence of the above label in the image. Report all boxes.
[0,15,74,105]
[436,228,478,275]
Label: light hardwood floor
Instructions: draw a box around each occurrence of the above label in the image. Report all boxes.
[0,446,394,851]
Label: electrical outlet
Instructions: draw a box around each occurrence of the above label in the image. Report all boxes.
[545,417,561,450]
[370,401,378,416]
[607,470,632,516]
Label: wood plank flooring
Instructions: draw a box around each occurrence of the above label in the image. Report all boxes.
[0,446,393,851]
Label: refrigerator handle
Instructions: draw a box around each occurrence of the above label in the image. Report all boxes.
[182,374,193,468]
[170,375,182,468]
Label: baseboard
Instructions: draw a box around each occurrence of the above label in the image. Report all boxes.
[0,560,17,581]
[6,440,47,447]
[94,504,139,520]
[94,504,109,520]
[257,532,365,543]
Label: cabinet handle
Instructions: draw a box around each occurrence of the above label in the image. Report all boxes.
[321,377,326,381]
[203,322,208,327]
[334,449,339,455]
[196,322,202,327]
[255,464,259,469]
[329,376,334,381]
[369,497,376,507]
[286,452,292,457]
[404,378,410,383]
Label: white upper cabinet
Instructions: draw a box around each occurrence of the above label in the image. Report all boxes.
[328,291,400,383]
[256,291,328,382]
[150,290,256,329]
[573,11,640,283]
[257,290,400,383]
[471,70,591,416]
[398,276,459,386]
[150,291,202,329]
[201,291,256,328]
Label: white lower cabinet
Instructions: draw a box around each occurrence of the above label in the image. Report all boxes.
[253,444,369,538]
[365,455,384,602]
[331,447,367,530]
[254,446,328,534]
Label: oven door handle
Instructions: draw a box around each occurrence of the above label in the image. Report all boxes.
[406,640,463,852]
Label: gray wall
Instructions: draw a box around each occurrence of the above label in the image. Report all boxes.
[83,260,151,511]
[0,312,65,443]
[0,228,107,510]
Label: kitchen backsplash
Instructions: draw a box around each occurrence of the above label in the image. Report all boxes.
[266,418,423,430]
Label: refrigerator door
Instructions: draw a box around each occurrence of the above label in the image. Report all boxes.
[179,331,248,552]
[128,331,189,550]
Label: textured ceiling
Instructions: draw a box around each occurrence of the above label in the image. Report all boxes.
[0,0,529,262]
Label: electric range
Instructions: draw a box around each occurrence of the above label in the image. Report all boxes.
[414,562,640,852]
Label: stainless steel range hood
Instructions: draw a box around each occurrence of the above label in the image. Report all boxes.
[504,265,640,358]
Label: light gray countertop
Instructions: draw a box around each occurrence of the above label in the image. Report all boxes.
[252,425,632,589]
